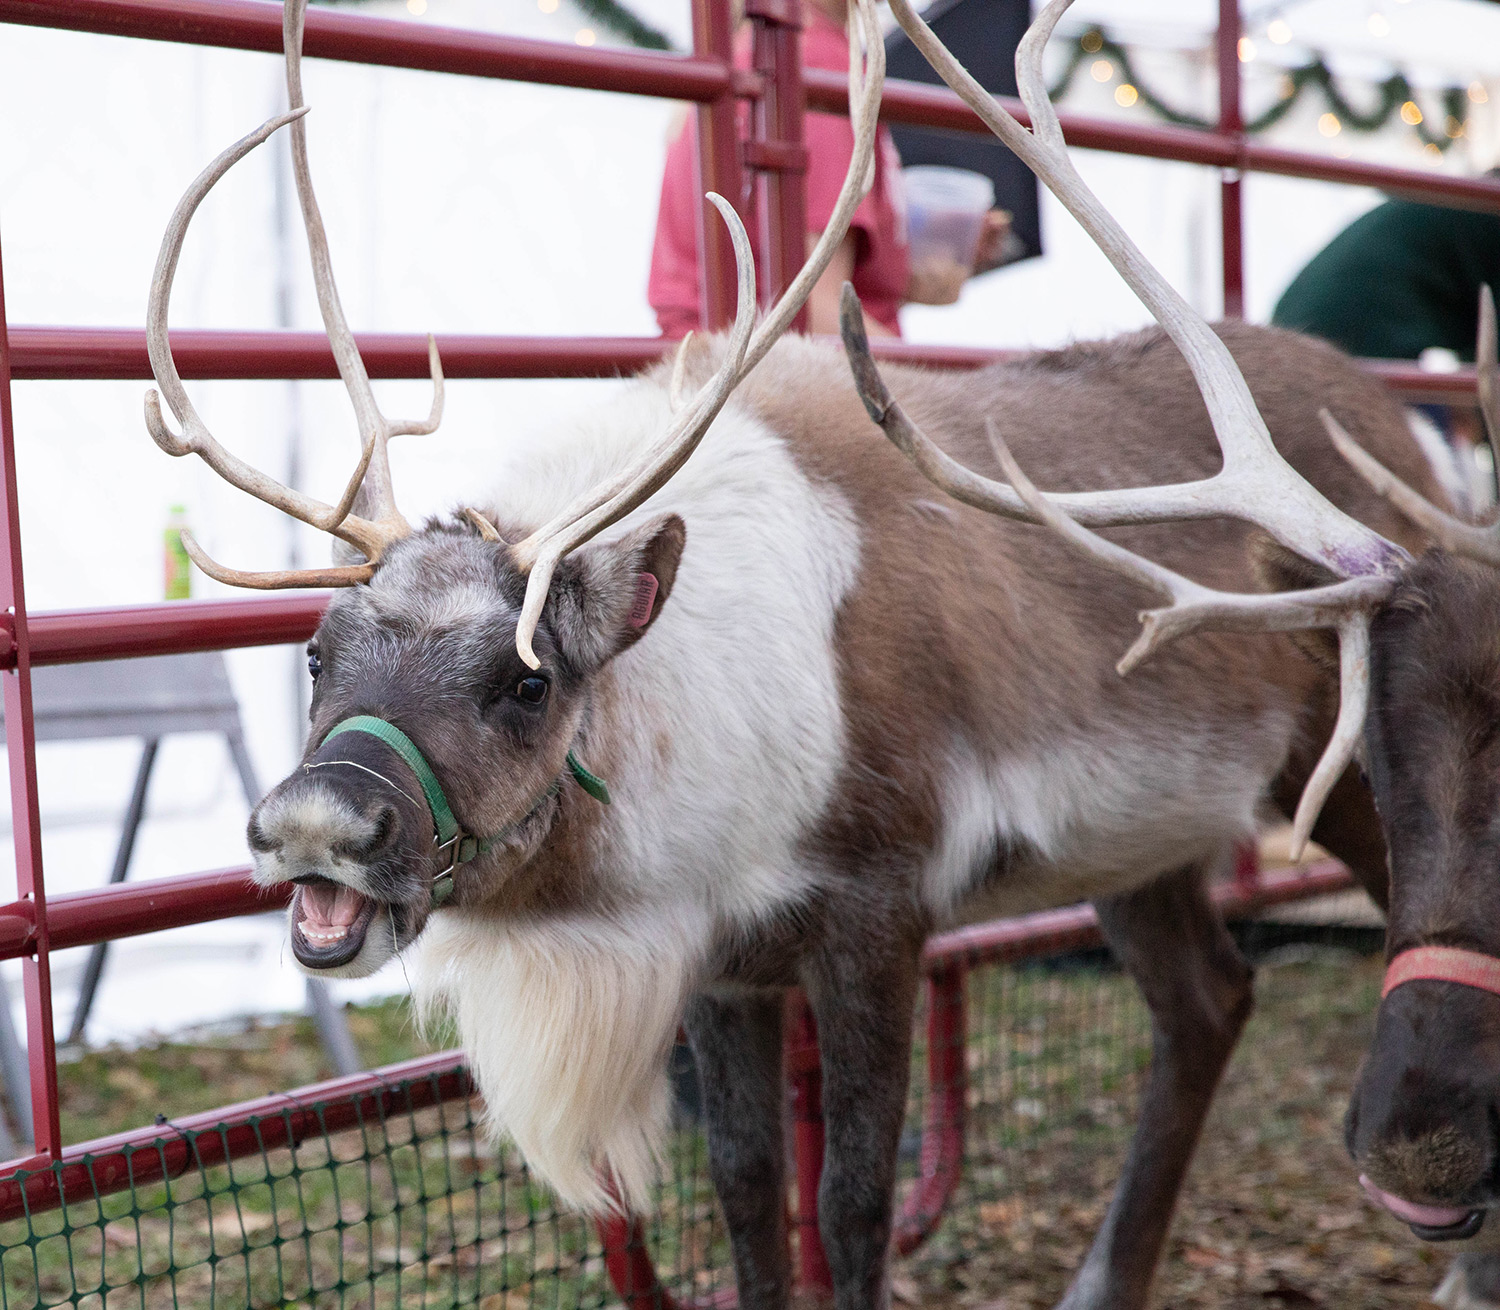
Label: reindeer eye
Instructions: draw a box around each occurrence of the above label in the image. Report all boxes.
[308,651,322,680]
[515,676,549,705]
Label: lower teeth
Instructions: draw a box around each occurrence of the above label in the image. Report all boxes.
[300,921,348,943]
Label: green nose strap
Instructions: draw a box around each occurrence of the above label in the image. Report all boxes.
[323,716,464,844]
[320,715,610,907]
[321,711,609,852]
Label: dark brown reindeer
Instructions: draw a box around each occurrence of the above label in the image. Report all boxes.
[848,1,1500,1305]
[142,0,1494,1307]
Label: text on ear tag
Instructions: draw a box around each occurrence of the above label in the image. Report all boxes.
[629,572,660,628]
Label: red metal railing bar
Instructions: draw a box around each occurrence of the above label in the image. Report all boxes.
[0,865,284,961]
[14,592,329,668]
[9,327,1477,401]
[693,0,745,330]
[786,995,833,1294]
[1216,0,1246,318]
[0,229,62,1160]
[0,0,751,101]
[747,0,809,323]
[893,963,966,1256]
[0,1048,471,1219]
[922,858,1355,970]
[804,70,1500,214]
[5,327,674,382]
[0,855,1354,994]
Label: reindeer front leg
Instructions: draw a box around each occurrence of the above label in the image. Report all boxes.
[802,915,926,1310]
[683,989,792,1310]
[1059,861,1254,1310]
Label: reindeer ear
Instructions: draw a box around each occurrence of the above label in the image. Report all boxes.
[545,513,686,674]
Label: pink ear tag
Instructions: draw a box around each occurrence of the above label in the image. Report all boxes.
[629,572,660,628]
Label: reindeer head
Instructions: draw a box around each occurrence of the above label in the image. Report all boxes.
[851,0,1500,1247]
[146,0,887,978]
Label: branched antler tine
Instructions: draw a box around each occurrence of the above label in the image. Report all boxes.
[668,332,696,414]
[985,419,1395,665]
[144,104,383,552]
[509,192,758,670]
[737,0,884,379]
[282,0,435,524]
[179,530,374,589]
[1323,409,1500,566]
[145,108,306,459]
[1289,615,1371,859]
[1479,285,1498,456]
[386,335,446,439]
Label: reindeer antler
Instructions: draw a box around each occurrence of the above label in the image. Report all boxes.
[507,0,888,668]
[842,0,1411,857]
[145,0,443,588]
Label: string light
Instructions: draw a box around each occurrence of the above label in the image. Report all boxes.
[1238,36,1256,62]
[1267,19,1293,44]
[405,0,426,13]
[1367,13,1391,37]
[1052,25,1474,154]
[575,27,596,45]
[537,0,559,11]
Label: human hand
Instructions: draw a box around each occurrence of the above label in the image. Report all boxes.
[972,209,1014,274]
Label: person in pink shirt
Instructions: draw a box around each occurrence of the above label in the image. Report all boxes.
[648,0,1008,340]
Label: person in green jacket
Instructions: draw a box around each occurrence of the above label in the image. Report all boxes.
[1272,194,1500,362]
[1273,188,1500,512]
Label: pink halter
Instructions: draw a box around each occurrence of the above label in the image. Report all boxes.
[1383,946,1500,999]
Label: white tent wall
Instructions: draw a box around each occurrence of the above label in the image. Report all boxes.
[0,0,1494,1044]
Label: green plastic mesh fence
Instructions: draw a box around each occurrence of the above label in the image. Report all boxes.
[1,925,1378,1309]
[0,1069,730,1310]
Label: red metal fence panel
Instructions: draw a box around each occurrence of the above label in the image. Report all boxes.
[0,0,1484,1287]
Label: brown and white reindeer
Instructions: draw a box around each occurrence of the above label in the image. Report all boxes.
[141,0,1499,1306]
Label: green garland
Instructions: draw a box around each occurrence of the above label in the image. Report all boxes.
[1051,27,1472,152]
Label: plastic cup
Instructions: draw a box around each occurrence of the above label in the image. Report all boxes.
[902,166,996,304]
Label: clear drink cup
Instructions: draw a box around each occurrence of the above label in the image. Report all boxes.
[902,166,996,305]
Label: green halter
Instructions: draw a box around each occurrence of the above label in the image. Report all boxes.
[320,715,610,907]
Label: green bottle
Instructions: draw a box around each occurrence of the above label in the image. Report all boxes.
[164,504,192,601]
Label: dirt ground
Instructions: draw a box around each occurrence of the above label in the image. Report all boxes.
[901,950,1449,1309]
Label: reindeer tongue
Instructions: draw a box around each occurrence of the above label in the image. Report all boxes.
[1359,1175,1474,1231]
[298,882,368,944]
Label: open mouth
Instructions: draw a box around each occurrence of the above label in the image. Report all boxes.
[290,878,382,969]
[1359,1175,1486,1242]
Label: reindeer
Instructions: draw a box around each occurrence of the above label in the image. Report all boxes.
[140,0,1499,1306]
